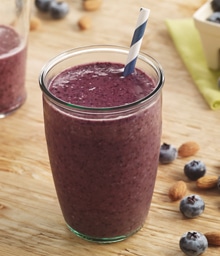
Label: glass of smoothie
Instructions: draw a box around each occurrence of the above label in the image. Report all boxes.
[39,45,164,243]
[0,0,30,118]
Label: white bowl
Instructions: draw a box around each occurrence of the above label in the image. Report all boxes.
[193,0,220,70]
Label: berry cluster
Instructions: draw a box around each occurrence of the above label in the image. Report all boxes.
[159,141,220,254]
[159,142,207,182]
[35,0,69,19]
[159,141,200,165]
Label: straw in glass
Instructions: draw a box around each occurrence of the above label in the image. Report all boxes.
[123,8,150,77]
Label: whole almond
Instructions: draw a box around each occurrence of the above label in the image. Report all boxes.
[83,0,102,11]
[205,231,220,246]
[196,175,218,189]
[168,181,187,201]
[78,16,92,30]
[178,141,200,157]
[30,16,41,31]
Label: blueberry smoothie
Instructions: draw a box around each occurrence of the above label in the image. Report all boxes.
[0,25,27,116]
[41,48,164,242]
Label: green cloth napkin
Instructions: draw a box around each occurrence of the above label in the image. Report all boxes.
[166,18,220,110]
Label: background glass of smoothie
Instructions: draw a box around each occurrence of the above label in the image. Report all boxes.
[0,0,30,118]
[39,45,164,243]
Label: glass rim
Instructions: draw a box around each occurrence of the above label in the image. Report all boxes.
[39,45,165,112]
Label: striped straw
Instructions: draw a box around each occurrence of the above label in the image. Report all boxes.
[123,8,150,77]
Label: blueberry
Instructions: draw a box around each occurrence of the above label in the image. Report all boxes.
[180,195,205,218]
[35,0,55,12]
[49,1,69,19]
[159,143,177,164]
[207,12,220,24]
[184,160,206,181]
[179,231,208,256]
[211,0,220,12]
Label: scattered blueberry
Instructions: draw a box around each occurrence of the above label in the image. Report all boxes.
[35,0,55,12]
[159,143,177,164]
[207,12,220,24]
[184,160,206,181]
[179,231,208,256]
[49,1,69,19]
[179,195,205,218]
[211,0,220,12]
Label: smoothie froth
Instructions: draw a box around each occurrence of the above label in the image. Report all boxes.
[49,62,156,108]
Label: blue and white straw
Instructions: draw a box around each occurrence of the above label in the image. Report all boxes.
[123,8,150,77]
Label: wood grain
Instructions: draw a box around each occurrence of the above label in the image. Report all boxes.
[1,0,220,255]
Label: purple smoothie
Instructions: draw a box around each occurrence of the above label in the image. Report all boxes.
[43,61,162,240]
[0,25,27,116]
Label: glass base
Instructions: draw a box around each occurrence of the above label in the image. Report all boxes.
[66,223,142,243]
[0,109,17,119]
[0,99,26,119]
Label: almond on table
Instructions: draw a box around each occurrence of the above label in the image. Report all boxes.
[178,141,200,157]
[196,175,218,189]
[204,231,220,246]
[83,0,102,11]
[78,16,92,30]
[168,180,187,201]
[30,16,41,31]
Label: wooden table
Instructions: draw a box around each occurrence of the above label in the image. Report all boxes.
[1,0,219,255]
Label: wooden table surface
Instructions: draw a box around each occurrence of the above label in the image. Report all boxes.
[1,0,220,255]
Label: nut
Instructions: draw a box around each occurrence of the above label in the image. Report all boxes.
[78,15,92,30]
[30,16,41,31]
[168,181,187,201]
[178,141,200,157]
[196,175,218,189]
[204,231,220,246]
[83,0,102,11]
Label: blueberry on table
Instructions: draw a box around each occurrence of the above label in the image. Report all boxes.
[207,12,220,24]
[179,231,208,256]
[184,160,206,181]
[179,195,205,218]
[211,0,220,12]
[159,143,177,164]
[35,0,55,12]
[49,1,69,19]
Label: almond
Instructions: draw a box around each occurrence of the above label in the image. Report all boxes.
[178,141,200,157]
[30,16,41,31]
[196,175,218,189]
[78,16,92,30]
[83,0,102,11]
[205,231,220,246]
[168,181,187,201]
